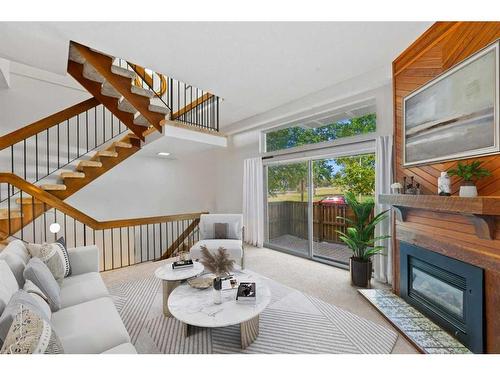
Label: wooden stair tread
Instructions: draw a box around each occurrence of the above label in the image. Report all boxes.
[133,114,150,127]
[40,184,67,191]
[101,81,122,99]
[131,85,155,98]
[113,141,132,149]
[16,197,42,205]
[111,65,136,79]
[83,62,106,83]
[118,98,138,114]
[0,209,22,219]
[97,150,118,157]
[77,160,102,171]
[60,172,85,179]
[127,133,141,140]
[148,104,169,115]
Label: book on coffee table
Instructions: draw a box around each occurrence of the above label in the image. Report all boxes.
[236,282,256,304]
[172,259,194,270]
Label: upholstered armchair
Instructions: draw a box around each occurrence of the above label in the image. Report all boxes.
[189,214,245,268]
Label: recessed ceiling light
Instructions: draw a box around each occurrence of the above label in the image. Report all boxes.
[158,152,171,157]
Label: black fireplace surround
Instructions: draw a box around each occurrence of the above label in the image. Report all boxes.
[400,242,484,353]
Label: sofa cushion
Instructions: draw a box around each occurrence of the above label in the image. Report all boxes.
[23,280,51,319]
[0,260,18,316]
[27,238,71,281]
[102,343,137,354]
[0,240,30,287]
[51,297,130,354]
[0,290,51,346]
[60,272,109,308]
[190,239,243,262]
[0,303,63,354]
[23,258,61,312]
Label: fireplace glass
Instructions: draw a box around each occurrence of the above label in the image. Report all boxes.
[411,267,464,319]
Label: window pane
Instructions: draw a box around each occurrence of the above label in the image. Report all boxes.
[265,113,376,153]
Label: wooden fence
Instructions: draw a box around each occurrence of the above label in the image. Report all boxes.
[268,201,355,243]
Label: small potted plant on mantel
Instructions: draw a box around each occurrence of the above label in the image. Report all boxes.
[447,161,491,197]
[337,192,390,288]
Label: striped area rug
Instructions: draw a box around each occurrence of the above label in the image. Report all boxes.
[106,271,397,354]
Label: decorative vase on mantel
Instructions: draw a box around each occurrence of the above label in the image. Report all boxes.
[438,171,451,196]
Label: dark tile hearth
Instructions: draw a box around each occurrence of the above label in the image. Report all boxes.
[359,289,471,354]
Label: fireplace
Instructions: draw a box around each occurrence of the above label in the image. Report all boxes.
[400,242,484,353]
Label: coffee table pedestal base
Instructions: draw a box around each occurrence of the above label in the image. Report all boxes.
[183,314,260,349]
[163,280,180,317]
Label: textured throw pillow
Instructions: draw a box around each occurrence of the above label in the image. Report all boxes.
[214,223,229,239]
[0,304,63,354]
[0,290,51,347]
[27,237,71,281]
[23,280,51,320]
[23,258,61,312]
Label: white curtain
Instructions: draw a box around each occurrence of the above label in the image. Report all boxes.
[243,157,264,247]
[374,135,393,284]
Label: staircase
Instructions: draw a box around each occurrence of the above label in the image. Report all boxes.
[0,41,222,241]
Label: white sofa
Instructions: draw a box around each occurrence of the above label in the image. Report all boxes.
[0,240,136,354]
[190,214,244,267]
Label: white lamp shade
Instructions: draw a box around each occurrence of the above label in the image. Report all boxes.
[49,223,61,234]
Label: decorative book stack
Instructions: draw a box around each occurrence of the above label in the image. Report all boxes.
[236,282,256,304]
[172,259,194,270]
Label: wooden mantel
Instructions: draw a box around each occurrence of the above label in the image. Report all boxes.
[379,194,500,240]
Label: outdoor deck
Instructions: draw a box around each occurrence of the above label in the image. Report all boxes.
[268,234,351,264]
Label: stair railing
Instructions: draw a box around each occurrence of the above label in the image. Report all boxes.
[0,173,204,271]
[114,58,220,132]
[0,99,129,202]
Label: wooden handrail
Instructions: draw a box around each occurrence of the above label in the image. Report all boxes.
[0,173,206,230]
[171,93,214,120]
[158,218,200,260]
[0,98,100,150]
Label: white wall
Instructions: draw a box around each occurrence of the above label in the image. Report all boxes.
[66,150,217,220]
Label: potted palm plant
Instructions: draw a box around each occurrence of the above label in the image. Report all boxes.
[337,192,390,288]
[447,161,491,197]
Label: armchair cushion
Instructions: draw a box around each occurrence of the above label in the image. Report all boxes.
[200,214,243,240]
[67,245,99,275]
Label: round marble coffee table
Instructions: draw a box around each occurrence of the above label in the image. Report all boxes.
[168,271,271,349]
[154,261,204,317]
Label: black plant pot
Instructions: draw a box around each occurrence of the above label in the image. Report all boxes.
[350,257,372,288]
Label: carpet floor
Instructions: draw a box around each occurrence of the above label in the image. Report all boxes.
[103,258,400,354]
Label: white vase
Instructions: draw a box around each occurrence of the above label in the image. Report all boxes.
[459,183,478,197]
[438,171,451,196]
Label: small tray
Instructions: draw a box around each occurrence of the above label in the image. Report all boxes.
[188,276,214,289]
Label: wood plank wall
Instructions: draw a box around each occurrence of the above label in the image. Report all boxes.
[392,22,500,353]
[394,22,500,195]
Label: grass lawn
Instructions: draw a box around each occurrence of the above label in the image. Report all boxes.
[268,186,343,202]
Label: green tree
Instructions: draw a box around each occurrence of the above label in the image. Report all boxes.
[266,113,376,198]
[332,155,375,196]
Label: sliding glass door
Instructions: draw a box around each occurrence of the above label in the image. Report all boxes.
[266,161,310,257]
[265,153,375,268]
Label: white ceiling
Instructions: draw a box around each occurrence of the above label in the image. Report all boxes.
[0,22,431,130]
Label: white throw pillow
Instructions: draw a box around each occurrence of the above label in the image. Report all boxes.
[27,238,71,281]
